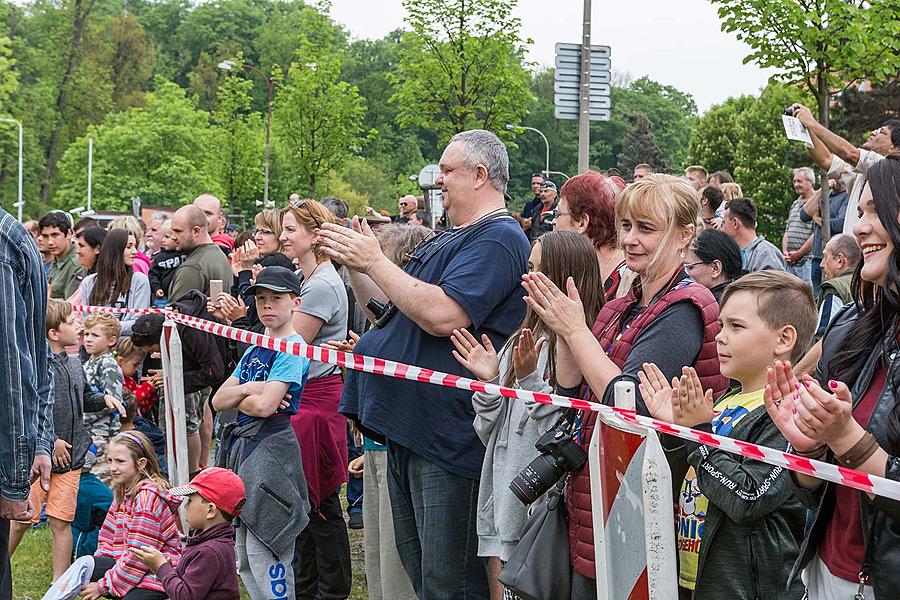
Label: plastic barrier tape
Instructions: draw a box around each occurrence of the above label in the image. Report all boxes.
[75,304,900,502]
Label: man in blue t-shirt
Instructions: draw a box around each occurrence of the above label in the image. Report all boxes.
[319,129,530,598]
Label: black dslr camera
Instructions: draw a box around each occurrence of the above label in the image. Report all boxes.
[366,298,399,328]
[783,106,796,116]
[509,416,587,505]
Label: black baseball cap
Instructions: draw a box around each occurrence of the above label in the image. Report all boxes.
[244,266,301,296]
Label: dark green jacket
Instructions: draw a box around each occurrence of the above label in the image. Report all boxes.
[818,269,854,307]
[687,399,806,599]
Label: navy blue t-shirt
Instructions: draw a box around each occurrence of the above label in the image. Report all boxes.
[340,215,530,479]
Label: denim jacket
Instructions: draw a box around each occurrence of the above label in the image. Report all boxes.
[0,208,53,501]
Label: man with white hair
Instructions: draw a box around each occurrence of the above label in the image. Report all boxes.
[781,167,816,283]
[144,212,171,256]
[317,130,530,598]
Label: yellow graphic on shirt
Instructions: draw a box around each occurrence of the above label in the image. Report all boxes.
[677,389,765,590]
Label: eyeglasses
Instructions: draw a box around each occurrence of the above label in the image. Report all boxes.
[254,228,275,236]
[549,209,571,221]
[683,261,708,271]
[873,127,889,136]
[290,198,322,228]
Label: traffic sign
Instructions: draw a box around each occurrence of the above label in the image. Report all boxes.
[553,41,612,122]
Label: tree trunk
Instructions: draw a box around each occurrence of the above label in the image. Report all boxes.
[39,0,95,204]
[817,72,831,247]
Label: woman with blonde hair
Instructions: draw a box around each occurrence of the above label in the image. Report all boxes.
[522,174,729,599]
[279,198,353,597]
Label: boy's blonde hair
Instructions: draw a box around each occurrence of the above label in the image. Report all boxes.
[720,271,816,362]
[46,299,73,334]
[83,312,121,339]
[114,337,146,361]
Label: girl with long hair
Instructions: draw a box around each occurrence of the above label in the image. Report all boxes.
[522,174,729,599]
[76,227,107,274]
[80,229,151,336]
[279,198,353,597]
[449,231,603,599]
[80,432,180,600]
[765,154,900,598]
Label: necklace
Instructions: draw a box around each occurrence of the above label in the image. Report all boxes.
[301,261,326,290]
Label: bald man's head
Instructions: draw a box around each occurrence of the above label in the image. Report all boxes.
[193,194,222,235]
[398,195,418,218]
[172,205,211,252]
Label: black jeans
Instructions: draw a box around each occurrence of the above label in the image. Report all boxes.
[294,491,352,599]
[91,556,167,599]
[1,518,12,600]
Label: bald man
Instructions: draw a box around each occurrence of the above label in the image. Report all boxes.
[194,194,234,252]
[397,195,419,221]
[168,205,233,301]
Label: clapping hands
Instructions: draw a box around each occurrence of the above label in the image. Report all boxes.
[450,329,500,382]
[638,364,715,427]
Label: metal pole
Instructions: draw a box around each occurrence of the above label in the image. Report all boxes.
[521,126,550,177]
[577,0,592,173]
[161,320,189,530]
[87,137,93,213]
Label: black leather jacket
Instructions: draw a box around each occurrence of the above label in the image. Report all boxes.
[789,305,900,598]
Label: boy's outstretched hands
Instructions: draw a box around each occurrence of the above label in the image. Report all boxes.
[672,367,715,428]
[638,362,676,423]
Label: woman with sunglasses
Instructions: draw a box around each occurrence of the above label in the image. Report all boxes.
[279,198,353,598]
[684,228,743,303]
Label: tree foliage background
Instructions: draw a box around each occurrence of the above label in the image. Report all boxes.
[0,0,896,236]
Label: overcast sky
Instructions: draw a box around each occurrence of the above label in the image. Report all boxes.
[328,0,778,112]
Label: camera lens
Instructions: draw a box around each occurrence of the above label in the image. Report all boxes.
[509,454,565,505]
[783,106,795,116]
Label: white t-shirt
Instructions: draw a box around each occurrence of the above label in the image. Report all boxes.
[828,148,884,236]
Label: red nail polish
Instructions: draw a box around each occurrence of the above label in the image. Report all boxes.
[791,407,797,414]
[803,381,811,388]
[795,383,801,390]
[793,393,799,401]
[829,380,838,389]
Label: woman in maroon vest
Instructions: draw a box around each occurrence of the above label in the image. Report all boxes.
[523,174,729,599]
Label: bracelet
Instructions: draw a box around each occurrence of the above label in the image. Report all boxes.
[794,445,828,460]
[835,431,880,470]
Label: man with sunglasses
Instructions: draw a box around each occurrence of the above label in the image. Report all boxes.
[790,103,900,236]
[319,129,530,599]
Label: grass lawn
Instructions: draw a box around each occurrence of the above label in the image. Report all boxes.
[11,514,369,599]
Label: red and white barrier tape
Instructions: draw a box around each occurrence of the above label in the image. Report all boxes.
[76,304,900,502]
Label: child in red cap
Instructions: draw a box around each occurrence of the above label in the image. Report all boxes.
[131,467,246,600]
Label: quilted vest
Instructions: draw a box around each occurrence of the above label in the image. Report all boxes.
[566,280,729,578]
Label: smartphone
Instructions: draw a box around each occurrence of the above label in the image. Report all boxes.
[209,279,223,302]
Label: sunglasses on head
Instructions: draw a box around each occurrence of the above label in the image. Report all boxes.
[290,198,322,228]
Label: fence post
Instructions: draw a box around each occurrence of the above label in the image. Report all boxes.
[161,320,189,531]
[589,381,678,599]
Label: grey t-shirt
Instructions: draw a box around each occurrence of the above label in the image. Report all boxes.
[299,262,349,379]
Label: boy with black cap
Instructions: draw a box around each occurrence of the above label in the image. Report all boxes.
[131,467,246,599]
[211,266,311,599]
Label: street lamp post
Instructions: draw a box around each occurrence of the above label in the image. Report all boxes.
[506,123,550,177]
[218,60,273,206]
[1,118,23,222]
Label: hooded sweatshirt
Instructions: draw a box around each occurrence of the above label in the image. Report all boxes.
[49,351,108,473]
[156,521,241,600]
[96,479,182,597]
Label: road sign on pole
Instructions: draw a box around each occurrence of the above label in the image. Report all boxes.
[554,41,612,125]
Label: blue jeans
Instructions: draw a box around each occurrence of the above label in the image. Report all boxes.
[786,259,812,285]
[346,425,363,515]
[810,257,822,299]
[386,442,489,599]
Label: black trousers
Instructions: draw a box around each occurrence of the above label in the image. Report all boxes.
[1,519,12,600]
[294,491,352,600]
[91,556,167,599]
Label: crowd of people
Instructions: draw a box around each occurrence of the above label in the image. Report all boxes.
[0,105,898,600]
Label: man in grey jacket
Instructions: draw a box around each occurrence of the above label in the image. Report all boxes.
[722,198,786,273]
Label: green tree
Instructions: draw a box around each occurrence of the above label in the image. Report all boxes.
[211,72,264,216]
[0,35,17,106]
[99,11,155,111]
[687,95,755,175]
[273,40,368,196]
[732,82,816,240]
[711,0,900,129]
[54,80,219,211]
[616,112,665,176]
[391,0,532,143]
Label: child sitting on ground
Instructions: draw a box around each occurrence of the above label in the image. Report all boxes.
[119,390,168,476]
[72,448,113,559]
[80,431,181,600]
[639,271,816,599]
[82,312,126,444]
[148,222,186,308]
[7,300,117,579]
[132,467,246,599]
[212,266,311,599]
[115,337,157,416]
